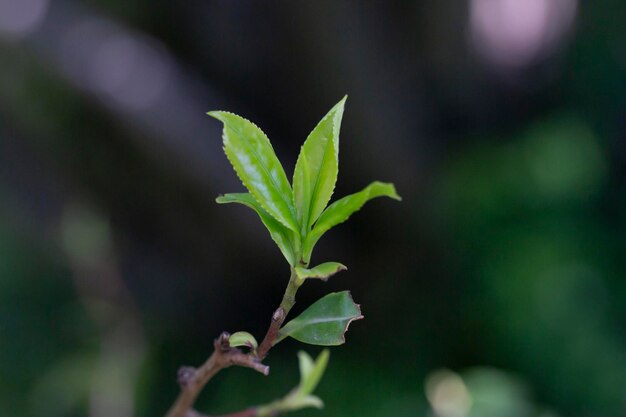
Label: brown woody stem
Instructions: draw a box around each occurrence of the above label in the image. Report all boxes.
[166,267,301,417]
[165,333,268,417]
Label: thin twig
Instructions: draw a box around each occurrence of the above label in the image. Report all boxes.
[166,268,300,417]
[256,307,285,360]
[165,333,268,417]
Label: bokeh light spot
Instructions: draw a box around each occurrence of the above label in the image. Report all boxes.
[60,18,172,111]
[91,34,172,110]
[524,118,606,202]
[426,369,473,417]
[469,0,578,68]
[0,0,49,39]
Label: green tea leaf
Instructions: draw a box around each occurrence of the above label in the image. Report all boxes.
[302,181,401,263]
[276,291,363,346]
[293,97,346,234]
[298,350,314,381]
[298,349,330,395]
[256,350,329,417]
[292,395,323,409]
[228,331,258,350]
[208,111,298,232]
[258,395,324,416]
[295,262,346,284]
[216,193,297,265]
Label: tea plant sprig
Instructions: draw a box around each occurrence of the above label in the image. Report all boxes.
[165,97,400,417]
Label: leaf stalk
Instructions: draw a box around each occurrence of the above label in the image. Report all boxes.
[257,267,301,358]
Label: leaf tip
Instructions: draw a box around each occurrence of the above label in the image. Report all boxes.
[339,314,364,345]
[333,95,347,114]
[337,291,364,344]
[318,348,330,369]
[383,182,402,201]
[206,110,225,121]
[390,186,402,201]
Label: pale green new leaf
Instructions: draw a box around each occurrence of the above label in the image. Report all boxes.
[295,262,347,284]
[258,395,324,416]
[256,350,329,417]
[228,331,258,350]
[298,349,330,395]
[292,395,323,409]
[276,291,363,346]
[208,111,298,232]
[298,350,314,381]
[293,97,346,234]
[302,181,401,263]
[216,193,296,265]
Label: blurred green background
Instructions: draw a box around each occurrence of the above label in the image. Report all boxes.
[1,1,625,416]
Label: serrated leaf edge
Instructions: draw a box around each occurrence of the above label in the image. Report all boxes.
[292,97,346,233]
[210,111,298,232]
[302,181,401,263]
[215,192,297,265]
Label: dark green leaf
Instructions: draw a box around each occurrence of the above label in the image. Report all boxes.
[302,181,401,263]
[276,291,363,346]
[293,97,346,234]
[208,111,298,232]
[216,193,297,265]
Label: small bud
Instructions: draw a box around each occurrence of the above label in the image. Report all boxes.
[229,331,259,350]
[177,366,196,388]
[216,331,231,351]
[272,308,285,322]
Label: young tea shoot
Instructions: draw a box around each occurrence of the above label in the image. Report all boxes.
[165,97,400,417]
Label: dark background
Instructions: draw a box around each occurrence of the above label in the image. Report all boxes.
[1,1,625,416]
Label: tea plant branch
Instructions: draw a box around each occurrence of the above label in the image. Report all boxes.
[165,333,270,417]
[164,97,400,417]
[167,269,302,417]
[186,350,332,417]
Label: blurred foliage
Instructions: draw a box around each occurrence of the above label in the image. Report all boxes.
[1,1,626,417]
[426,367,556,417]
[438,114,626,414]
